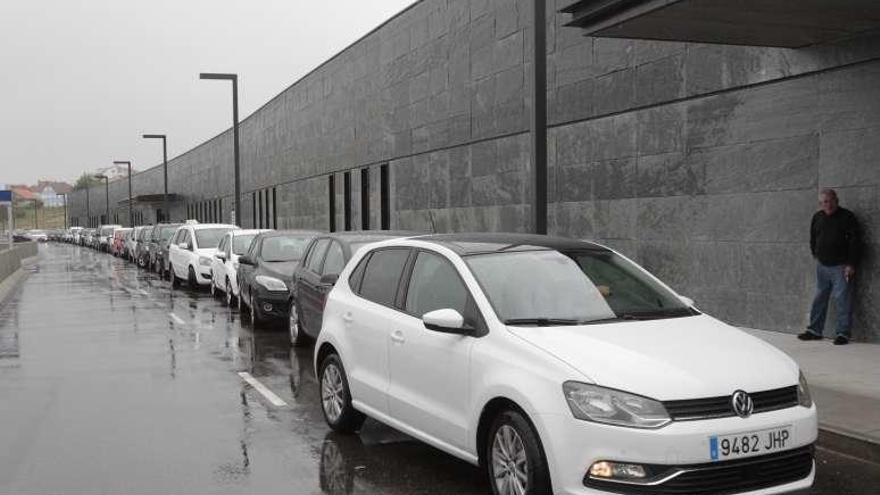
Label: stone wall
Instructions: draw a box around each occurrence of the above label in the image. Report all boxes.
[67,0,880,340]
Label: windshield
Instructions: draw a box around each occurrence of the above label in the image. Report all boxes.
[232,234,256,255]
[160,226,178,241]
[260,235,311,262]
[194,228,232,249]
[465,249,694,326]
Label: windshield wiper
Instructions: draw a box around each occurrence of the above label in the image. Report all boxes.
[503,318,585,327]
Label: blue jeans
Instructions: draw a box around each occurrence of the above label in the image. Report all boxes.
[808,263,853,338]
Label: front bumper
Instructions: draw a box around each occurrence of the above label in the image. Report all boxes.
[539,404,817,495]
[252,287,290,319]
[195,265,213,285]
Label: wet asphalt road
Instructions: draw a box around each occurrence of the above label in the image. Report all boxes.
[0,244,878,495]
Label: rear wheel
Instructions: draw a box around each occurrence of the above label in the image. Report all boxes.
[319,353,365,433]
[225,279,234,307]
[485,410,552,495]
[289,301,310,347]
[210,279,217,297]
[170,265,181,288]
[187,266,198,288]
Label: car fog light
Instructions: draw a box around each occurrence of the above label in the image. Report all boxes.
[589,461,647,480]
[263,303,273,313]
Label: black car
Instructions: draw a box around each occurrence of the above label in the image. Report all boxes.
[237,230,321,326]
[150,223,182,278]
[288,231,419,346]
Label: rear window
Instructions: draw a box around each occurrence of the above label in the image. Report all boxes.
[160,226,178,241]
[358,249,410,307]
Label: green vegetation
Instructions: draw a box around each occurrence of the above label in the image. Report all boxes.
[1,205,67,231]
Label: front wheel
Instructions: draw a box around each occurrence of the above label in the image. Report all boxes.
[485,410,552,495]
[319,354,365,433]
[187,266,198,288]
[170,265,181,288]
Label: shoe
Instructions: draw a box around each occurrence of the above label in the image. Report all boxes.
[797,331,823,341]
[833,336,849,345]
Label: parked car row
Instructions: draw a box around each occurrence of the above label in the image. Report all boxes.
[52,227,818,495]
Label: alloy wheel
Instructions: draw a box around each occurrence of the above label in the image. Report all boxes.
[289,302,299,344]
[321,363,344,423]
[491,425,529,495]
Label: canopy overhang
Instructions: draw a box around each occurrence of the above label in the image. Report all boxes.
[560,0,880,48]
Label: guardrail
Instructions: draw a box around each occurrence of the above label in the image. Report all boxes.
[0,242,38,284]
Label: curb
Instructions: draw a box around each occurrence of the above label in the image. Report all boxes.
[818,425,880,465]
[0,267,30,309]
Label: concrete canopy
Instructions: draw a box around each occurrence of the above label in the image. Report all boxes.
[560,0,880,48]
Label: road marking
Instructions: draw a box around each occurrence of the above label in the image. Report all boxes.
[238,372,288,407]
[168,313,186,326]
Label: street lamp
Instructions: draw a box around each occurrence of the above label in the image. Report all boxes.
[113,161,133,226]
[32,198,39,229]
[199,72,240,226]
[85,185,91,227]
[56,193,67,230]
[142,134,169,222]
[531,0,547,235]
[94,174,109,225]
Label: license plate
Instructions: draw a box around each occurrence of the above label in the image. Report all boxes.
[709,426,793,461]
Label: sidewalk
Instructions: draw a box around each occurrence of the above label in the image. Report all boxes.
[745,328,880,463]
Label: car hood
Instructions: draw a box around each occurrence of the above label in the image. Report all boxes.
[260,261,300,279]
[507,314,798,401]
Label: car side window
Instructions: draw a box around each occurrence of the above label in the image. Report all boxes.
[348,254,370,292]
[405,251,478,328]
[322,241,345,276]
[183,230,192,247]
[359,249,410,308]
[307,239,331,273]
[218,236,227,256]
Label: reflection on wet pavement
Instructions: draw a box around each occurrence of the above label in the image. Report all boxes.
[0,244,877,495]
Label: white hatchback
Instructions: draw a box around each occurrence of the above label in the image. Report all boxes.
[210,228,270,304]
[168,223,238,287]
[315,233,817,495]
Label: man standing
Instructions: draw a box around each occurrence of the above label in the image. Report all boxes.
[798,189,861,345]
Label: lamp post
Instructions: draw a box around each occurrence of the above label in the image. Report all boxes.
[94,174,109,225]
[57,193,68,230]
[142,134,169,222]
[114,161,133,226]
[199,72,240,226]
[32,198,39,229]
[531,0,547,235]
[85,185,91,227]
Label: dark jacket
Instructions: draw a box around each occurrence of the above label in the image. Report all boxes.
[810,207,861,266]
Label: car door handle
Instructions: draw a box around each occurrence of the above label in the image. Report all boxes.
[342,312,353,324]
[390,330,405,344]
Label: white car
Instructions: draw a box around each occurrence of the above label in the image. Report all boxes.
[26,230,48,242]
[210,228,270,305]
[97,224,122,252]
[315,233,817,495]
[168,223,238,288]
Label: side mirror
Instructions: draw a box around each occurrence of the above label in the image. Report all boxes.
[215,252,227,261]
[678,295,695,307]
[320,273,339,286]
[422,309,469,335]
[238,255,254,266]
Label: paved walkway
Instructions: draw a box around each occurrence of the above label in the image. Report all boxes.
[746,328,880,462]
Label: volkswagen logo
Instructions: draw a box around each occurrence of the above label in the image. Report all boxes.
[731,390,754,418]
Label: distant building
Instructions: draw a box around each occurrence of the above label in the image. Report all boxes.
[32,181,73,207]
[94,164,135,182]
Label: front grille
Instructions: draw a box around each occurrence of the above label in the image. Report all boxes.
[584,445,814,495]
[663,386,799,421]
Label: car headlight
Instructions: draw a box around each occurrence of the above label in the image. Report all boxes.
[797,370,813,408]
[199,256,212,266]
[255,275,287,292]
[563,382,670,429]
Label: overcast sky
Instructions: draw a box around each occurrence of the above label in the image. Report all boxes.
[0,0,414,185]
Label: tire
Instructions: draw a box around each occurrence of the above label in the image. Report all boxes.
[318,353,365,433]
[187,266,198,288]
[289,300,311,347]
[485,409,552,495]
[225,278,235,307]
[210,278,217,297]
[251,291,265,326]
[170,265,181,288]
[238,285,248,314]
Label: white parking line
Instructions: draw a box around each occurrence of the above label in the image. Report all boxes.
[168,313,186,326]
[238,372,288,407]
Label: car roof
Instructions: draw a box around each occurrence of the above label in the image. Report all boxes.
[259,229,323,238]
[314,230,422,244]
[405,233,611,256]
[185,223,237,230]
